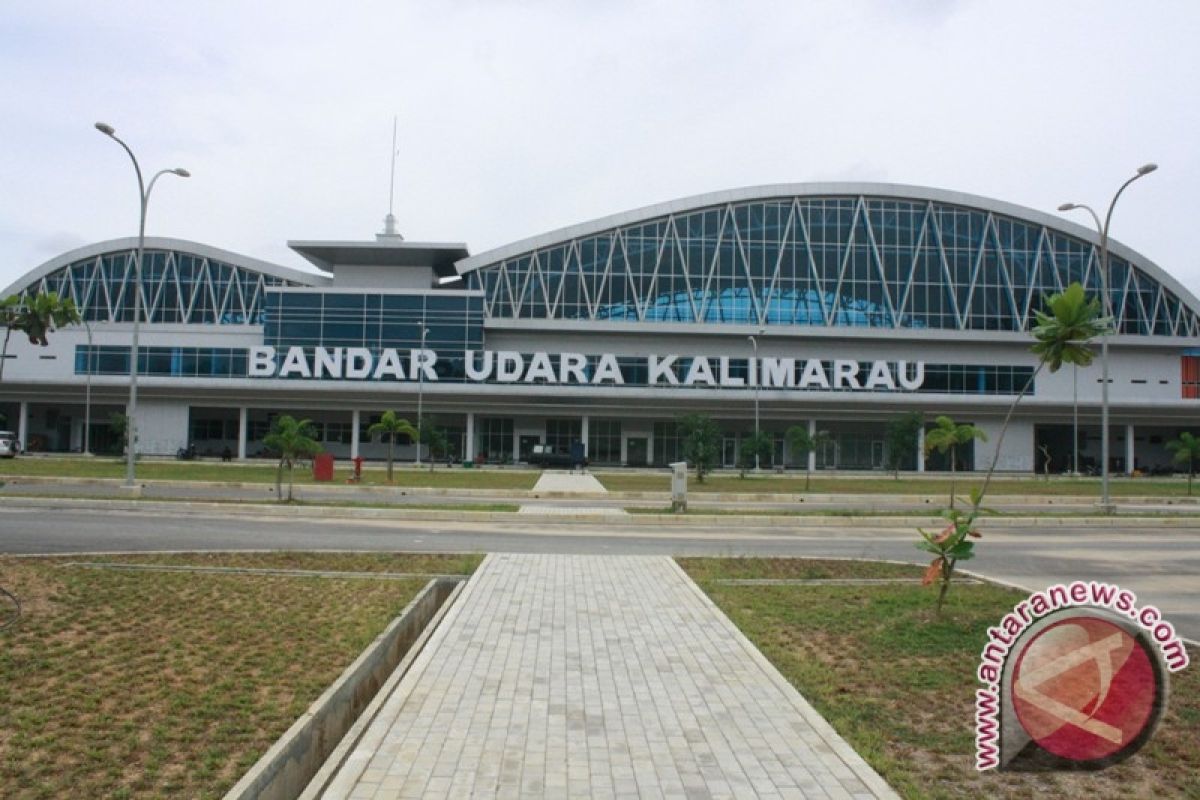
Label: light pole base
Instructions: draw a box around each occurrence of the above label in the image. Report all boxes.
[1094,501,1117,515]
[119,484,143,498]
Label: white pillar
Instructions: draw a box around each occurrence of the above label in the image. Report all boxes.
[350,409,361,460]
[237,407,248,460]
[917,424,926,473]
[807,418,817,474]
[581,415,590,456]
[646,428,655,467]
[512,424,520,465]
[465,412,475,460]
[620,434,628,466]
[1125,423,1135,475]
[17,401,28,450]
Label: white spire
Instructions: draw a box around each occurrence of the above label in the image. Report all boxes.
[379,116,404,240]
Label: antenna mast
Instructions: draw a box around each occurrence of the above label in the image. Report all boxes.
[381,116,402,239]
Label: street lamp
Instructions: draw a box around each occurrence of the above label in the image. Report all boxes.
[1058,162,1157,510]
[95,122,189,489]
[748,329,763,471]
[83,318,93,456]
[416,326,429,467]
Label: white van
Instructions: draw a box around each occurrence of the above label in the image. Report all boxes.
[0,431,20,458]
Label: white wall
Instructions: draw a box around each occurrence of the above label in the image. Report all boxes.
[974,418,1035,473]
[134,399,189,456]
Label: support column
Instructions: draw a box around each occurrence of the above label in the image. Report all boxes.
[1125,423,1135,475]
[237,407,248,460]
[807,418,817,474]
[917,424,926,473]
[581,415,590,456]
[17,401,28,451]
[512,423,520,465]
[350,409,361,460]
[465,412,476,461]
[620,434,628,466]
[647,428,655,467]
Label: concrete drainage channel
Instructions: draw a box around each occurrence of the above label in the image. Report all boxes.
[223,576,467,800]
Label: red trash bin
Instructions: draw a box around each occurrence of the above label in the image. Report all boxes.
[312,453,335,482]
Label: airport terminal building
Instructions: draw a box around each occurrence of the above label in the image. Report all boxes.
[2,183,1198,473]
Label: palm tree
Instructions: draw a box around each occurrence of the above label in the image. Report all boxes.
[1166,432,1200,496]
[263,415,322,502]
[923,416,987,508]
[368,410,418,482]
[785,425,830,492]
[0,292,81,381]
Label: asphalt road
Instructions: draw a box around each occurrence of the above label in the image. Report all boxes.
[2,504,1197,641]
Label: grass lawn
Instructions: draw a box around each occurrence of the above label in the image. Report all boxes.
[0,457,539,490]
[603,472,1200,498]
[678,557,1199,800]
[0,551,480,799]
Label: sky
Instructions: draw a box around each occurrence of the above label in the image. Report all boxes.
[3,1,1199,300]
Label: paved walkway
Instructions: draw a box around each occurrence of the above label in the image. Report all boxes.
[530,471,608,494]
[321,554,896,799]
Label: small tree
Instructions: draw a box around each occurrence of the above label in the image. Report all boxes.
[884,412,923,478]
[923,416,987,509]
[676,413,720,483]
[421,422,450,471]
[107,412,130,455]
[368,410,418,482]
[785,425,830,492]
[737,431,772,478]
[1,292,82,381]
[1166,432,1200,496]
[263,415,322,502]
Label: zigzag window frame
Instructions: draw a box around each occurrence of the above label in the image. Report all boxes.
[461,187,1200,338]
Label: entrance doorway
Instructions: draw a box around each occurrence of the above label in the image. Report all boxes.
[626,437,648,466]
[518,435,540,463]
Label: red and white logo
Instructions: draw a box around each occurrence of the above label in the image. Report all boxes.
[974,582,1187,771]
[1012,616,1158,763]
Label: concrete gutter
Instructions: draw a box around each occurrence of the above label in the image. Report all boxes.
[5,496,1200,529]
[223,577,464,800]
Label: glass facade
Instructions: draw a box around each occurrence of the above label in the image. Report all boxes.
[264,291,484,351]
[26,248,300,324]
[466,195,1200,337]
[75,345,248,378]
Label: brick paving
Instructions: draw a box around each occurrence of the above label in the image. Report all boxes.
[321,554,897,799]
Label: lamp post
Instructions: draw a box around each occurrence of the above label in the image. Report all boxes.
[83,318,93,456]
[1059,163,1157,510]
[1072,363,1078,476]
[748,330,763,471]
[416,326,429,467]
[95,122,189,489]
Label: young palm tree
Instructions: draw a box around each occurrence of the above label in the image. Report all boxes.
[923,416,987,509]
[1166,432,1200,496]
[785,425,830,491]
[263,415,322,502]
[0,292,81,381]
[368,410,418,482]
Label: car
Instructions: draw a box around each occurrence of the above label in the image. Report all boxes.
[0,431,21,458]
[526,443,587,468]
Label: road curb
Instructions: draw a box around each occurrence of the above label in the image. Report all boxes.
[5,496,1200,529]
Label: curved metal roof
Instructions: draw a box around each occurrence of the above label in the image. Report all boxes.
[2,236,329,298]
[454,182,1200,316]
